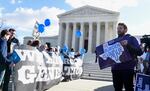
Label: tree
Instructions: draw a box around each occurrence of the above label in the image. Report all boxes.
[0,18,5,29]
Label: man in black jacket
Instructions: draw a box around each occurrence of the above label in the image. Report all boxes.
[7,28,19,53]
[111,23,143,91]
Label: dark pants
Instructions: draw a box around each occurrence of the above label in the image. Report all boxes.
[145,62,150,75]
[2,65,11,91]
[0,65,6,86]
[143,61,149,74]
[112,70,134,91]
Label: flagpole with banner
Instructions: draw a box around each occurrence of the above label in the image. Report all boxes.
[32,21,40,40]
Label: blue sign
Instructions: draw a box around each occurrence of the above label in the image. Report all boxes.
[62,45,68,52]
[8,51,21,64]
[95,37,132,69]
[135,73,150,91]
[79,48,86,55]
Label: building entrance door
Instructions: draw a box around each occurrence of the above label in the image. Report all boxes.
[84,39,88,52]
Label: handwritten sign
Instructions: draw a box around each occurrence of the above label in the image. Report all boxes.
[12,48,63,91]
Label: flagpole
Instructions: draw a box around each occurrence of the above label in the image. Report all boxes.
[32,21,40,40]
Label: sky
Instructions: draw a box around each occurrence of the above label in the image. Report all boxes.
[0,0,150,43]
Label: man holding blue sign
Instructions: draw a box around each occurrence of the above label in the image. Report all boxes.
[111,23,143,91]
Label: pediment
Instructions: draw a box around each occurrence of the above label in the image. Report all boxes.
[58,5,119,18]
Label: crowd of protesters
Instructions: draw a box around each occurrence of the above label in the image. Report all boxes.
[26,39,85,61]
[0,24,149,91]
[0,28,85,91]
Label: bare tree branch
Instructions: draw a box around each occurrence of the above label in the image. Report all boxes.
[0,18,5,29]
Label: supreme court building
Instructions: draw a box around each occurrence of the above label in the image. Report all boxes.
[57,5,120,53]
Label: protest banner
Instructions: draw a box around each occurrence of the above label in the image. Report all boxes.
[95,37,132,69]
[135,73,150,91]
[62,57,83,81]
[11,46,63,91]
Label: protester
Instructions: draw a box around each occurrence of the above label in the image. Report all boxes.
[69,48,75,59]
[31,40,40,48]
[0,29,11,90]
[136,56,144,73]
[37,44,45,52]
[135,44,145,73]
[47,47,53,56]
[145,47,150,75]
[111,23,143,91]
[27,40,32,46]
[7,28,19,53]
[45,42,51,52]
[139,44,147,74]
[54,47,59,56]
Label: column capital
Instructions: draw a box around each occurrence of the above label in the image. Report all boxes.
[89,22,93,24]
[96,22,101,24]
[80,22,84,24]
[97,22,100,24]
[96,22,101,26]
[59,22,63,24]
[66,22,70,24]
[73,22,77,26]
[113,21,118,23]
[105,21,109,24]
[80,22,84,27]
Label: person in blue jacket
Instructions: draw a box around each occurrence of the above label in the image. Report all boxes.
[2,28,19,91]
[111,23,143,91]
[0,29,11,89]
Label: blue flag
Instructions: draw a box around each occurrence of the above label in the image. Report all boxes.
[95,37,132,69]
[9,51,21,64]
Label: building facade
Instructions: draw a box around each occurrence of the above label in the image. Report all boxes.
[57,5,119,53]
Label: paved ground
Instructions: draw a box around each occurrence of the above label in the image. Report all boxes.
[46,79,114,91]
[0,79,114,91]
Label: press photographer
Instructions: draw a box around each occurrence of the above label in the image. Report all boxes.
[140,35,150,75]
[140,35,150,50]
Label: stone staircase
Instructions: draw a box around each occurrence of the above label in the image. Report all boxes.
[81,53,112,81]
[81,63,112,81]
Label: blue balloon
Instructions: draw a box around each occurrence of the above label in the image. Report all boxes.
[38,24,45,33]
[76,30,81,37]
[80,48,86,55]
[63,45,68,52]
[44,19,51,26]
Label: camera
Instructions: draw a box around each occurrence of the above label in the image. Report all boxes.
[140,35,150,49]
